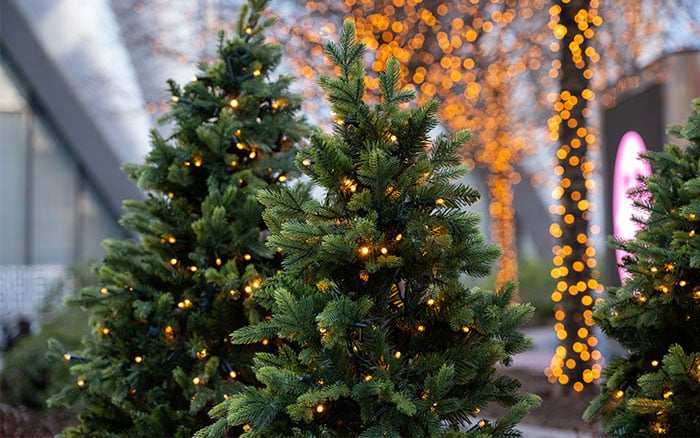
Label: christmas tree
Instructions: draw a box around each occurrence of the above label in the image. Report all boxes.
[198,21,539,438]
[47,1,307,436]
[583,98,700,435]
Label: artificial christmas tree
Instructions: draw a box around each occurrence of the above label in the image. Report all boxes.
[198,21,539,438]
[47,1,307,436]
[583,98,700,436]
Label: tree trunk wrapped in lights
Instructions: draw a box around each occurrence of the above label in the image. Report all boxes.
[198,21,539,438]
[584,99,700,436]
[46,1,307,436]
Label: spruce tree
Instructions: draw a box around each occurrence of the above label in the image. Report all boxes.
[583,98,700,436]
[198,21,539,438]
[47,1,307,436]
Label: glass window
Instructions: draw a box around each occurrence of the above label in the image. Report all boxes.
[0,54,124,265]
[0,59,29,264]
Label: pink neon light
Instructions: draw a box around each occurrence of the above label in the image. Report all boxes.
[613,131,651,283]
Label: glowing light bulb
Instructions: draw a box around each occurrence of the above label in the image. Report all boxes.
[192,376,201,385]
[229,98,239,108]
[134,356,143,363]
[100,287,108,295]
[302,159,312,166]
[364,375,373,381]
[102,328,110,335]
[680,280,687,287]
[171,95,179,103]
[63,353,72,361]
[278,175,287,182]
[249,151,257,159]
[245,27,253,34]
[394,351,401,359]
[77,379,85,387]
[663,390,673,399]
[243,425,251,432]
[253,69,261,77]
[614,389,624,399]
[435,198,445,206]
[359,246,370,256]
[262,339,269,346]
[395,234,403,241]
[229,370,237,379]
[244,254,252,261]
[215,258,222,266]
[389,134,397,142]
[380,247,388,255]
[461,326,470,333]
[169,258,178,266]
[193,157,202,167]
[315,404,325,413]
[189,266,197,272]
[651,360,659,367]
[167,236,176,244]
[417,325,426,332]
[426,298,435,306]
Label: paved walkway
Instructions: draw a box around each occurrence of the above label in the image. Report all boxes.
[512,326,602,438]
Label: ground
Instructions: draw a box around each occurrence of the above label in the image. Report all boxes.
[489,367,601,435]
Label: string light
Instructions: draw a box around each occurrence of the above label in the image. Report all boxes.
[100,287,108,295]
[101,327,110,335]
[192,376,201,385]
[178,299,193,309]
[77,379,85,387]
[229,98,240,108]
[134,356,143,363]
[545,0,604,392]
[169,258,178,266]
[359,246,370,256]
[63,353,72,361]
[315,403,325,414]
[229,371,237,379]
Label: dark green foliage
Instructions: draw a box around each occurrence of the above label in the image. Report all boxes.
[198,21,539,438]
[584,98,700,436]
[46,1,307,436]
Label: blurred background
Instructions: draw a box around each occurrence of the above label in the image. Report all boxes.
[1,0,699,434]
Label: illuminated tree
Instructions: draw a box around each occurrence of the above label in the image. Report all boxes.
[198,21,539,438]
[47,1,307,436]
[583,99,700,436]
[543,0,604,394]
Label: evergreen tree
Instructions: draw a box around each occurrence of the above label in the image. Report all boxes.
[198,21,539,438]
[584,98,700,436]
[47,1,307,436]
